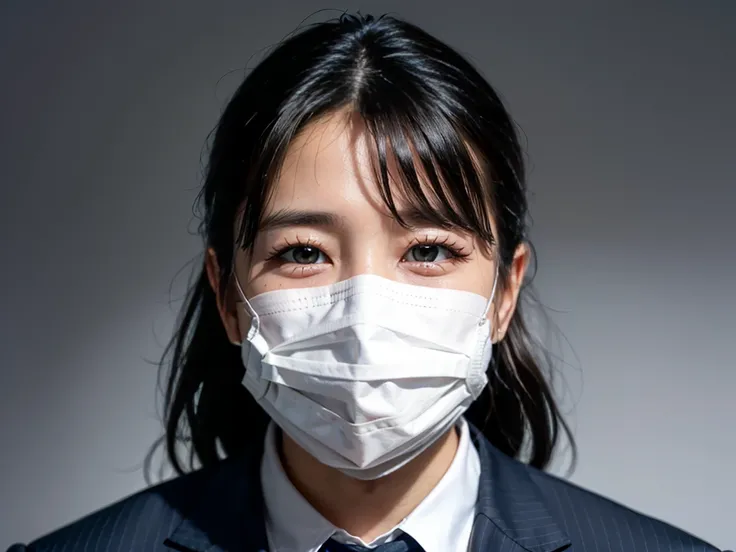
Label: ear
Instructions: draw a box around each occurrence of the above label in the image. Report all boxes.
[205,247,243,346]
[492,243,529,343]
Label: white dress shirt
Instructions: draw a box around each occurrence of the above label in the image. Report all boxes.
[260,416,481,552]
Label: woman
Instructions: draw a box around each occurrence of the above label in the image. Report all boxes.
[7,13,725,552]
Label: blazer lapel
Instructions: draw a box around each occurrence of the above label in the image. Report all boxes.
[468,425,571,552]
[162,424,571,552]
[164,443,269,552]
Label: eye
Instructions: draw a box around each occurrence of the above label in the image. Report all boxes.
[280,245,327,264]
[403,244,454,263]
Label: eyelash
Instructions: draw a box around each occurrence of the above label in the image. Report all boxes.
[265,236,323,262]
[264,235,472,264]
[403,235,471,263]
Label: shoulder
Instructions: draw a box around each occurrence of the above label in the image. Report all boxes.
[6,462,221,552]
[526,464,723,551]
[470,425,724,551]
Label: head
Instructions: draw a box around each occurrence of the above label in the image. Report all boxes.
[149,13,573,477]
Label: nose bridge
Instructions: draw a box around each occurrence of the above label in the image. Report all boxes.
[339,230,393,281]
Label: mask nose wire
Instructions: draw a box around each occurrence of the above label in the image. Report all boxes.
[230,250,498,333]
[480,265,500,326]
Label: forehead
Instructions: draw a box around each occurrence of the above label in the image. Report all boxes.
[267,110,387,213]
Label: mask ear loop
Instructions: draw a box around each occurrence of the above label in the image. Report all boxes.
[480,264,500,327]
[231,270,260,344]
[229,247,270,399]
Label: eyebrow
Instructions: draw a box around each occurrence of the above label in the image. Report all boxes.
[258,206,464,233]
[258,209,344,232]
[394,205,490,243]
[392,206,458,231]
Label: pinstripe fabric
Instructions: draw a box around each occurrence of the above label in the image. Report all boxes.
[466,426,726,552]
[6,424,728,552]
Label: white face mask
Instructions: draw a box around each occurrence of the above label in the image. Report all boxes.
[235,273,498,480]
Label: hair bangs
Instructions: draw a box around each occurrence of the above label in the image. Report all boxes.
[363,106,497,249]
[233,99,499,258]
[232,100,342,256]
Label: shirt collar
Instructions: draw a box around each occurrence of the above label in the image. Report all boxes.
[261,421,335,551]
[260,417,479,552]
[397,416,479,552]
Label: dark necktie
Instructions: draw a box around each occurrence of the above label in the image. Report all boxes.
[318,532,424,552]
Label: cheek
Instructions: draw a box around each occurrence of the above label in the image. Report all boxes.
[233,252,274,296]
[459,258,498,298]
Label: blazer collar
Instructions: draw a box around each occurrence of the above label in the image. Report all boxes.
[468,424,571,552]
[164,424,570,552]
[164,440,269,552]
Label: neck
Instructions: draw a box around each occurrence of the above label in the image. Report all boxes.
[279,427,460,542]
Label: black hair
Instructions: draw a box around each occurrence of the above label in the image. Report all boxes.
[145,12,575,480]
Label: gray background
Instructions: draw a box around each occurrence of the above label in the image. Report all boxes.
[1,1,733,548]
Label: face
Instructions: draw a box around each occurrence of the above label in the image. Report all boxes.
[207,109,529,345]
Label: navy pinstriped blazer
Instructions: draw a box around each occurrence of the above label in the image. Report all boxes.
[6,425,727,552]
